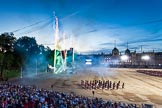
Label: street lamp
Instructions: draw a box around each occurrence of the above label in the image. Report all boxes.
[20,67,23,79]
[36,59,38,75]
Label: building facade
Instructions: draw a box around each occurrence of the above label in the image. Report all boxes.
[103,47,162,68]
[78,47,162,68]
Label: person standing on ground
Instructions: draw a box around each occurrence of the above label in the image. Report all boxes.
[122,82,125,89]
[92,90,95,98]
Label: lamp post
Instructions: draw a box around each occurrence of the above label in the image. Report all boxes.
[36,59,38,76]
[20,67,23,79]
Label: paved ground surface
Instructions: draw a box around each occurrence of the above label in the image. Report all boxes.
[11,67,162,108]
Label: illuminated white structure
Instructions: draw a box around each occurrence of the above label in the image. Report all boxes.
[85,59,92,65]
[121,55,129,61]
[141,55,150,61]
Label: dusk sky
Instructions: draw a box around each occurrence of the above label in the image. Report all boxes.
[0,0,162,54]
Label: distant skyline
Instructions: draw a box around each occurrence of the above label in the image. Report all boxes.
[0,0,162,53]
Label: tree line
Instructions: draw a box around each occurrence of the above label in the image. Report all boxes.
[0,32,54,80]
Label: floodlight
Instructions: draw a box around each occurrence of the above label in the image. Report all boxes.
[141,55,150,61]
[86,59,92,62]
[85,61,92,65]
[121,55,128,61]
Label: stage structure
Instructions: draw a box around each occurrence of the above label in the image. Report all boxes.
[51,14,76,74]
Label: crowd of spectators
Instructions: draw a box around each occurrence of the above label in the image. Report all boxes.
[80,80,124,90]
[137,70,162,77]
[0,82,152,108]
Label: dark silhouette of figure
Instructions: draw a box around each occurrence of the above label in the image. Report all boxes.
[122,83,125,89]
[92,90,95,97]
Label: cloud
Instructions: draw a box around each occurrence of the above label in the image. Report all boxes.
[128,37,162,44]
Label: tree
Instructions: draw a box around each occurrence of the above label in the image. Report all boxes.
[14,36,39,63]
[0,32,15,52]
[0,32,16,79]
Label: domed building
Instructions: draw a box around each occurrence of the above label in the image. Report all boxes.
[125,42,130,56]
[110,47,120,66]
[112,47,119,56]
[125,48,131,56]
[122,43,131,64]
